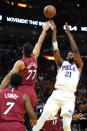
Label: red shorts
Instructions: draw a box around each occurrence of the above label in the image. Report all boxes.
[19,86,37,109]
[0,122,26,131]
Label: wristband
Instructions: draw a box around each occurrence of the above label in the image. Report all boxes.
[52,41,59,51]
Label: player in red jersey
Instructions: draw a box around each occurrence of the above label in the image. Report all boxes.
[40,113,63,131]
[0,21,50,130]
[0,21,50,109]
[0,73,37,131]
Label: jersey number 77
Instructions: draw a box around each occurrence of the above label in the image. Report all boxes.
[26,69,37,80]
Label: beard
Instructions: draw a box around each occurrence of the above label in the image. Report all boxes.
[67,57,74,63]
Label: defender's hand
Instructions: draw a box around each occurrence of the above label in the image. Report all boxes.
[50,20,56,31]
[42,21,50,31]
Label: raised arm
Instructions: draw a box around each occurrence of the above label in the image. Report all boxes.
[0,60,23,90]
[50,20,63,67]
[33,21,50,60]
[65,22,83,71]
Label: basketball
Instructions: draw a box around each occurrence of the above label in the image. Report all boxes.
[43,5,56,18]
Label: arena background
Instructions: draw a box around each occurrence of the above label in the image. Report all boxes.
[0,0,87,130]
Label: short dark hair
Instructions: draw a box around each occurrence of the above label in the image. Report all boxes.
[23,42,33,57]
[10,73,23,88]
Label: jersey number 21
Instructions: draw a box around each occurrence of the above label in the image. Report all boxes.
[65,71,72,77]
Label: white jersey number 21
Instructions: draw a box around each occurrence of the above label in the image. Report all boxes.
[65,71,72,77]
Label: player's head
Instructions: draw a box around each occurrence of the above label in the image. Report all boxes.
[10,73,23,89]
[22,42,33,57]
[67,51,75,63]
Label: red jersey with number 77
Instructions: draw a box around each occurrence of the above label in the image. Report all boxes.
[21,57,37,88]
[0,88,25,122]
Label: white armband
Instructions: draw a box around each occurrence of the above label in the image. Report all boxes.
[52,41,59,51]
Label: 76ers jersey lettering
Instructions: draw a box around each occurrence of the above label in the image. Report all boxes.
[55,61,80,92]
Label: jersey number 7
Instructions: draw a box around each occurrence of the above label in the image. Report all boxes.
[3,102,15,115]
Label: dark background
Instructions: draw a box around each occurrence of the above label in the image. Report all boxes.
[0,0,87,130]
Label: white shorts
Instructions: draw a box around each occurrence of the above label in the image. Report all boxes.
[44,90,75,118]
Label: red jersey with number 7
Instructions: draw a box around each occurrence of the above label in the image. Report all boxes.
[0,88,25,122]
[21,57,37,88]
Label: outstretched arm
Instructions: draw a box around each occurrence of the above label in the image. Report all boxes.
[33,21,50,60]
[65,22,83,71]
[0,60,23,90]
[50,20,63,67]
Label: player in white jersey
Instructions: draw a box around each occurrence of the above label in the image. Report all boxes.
[32,20,83,131]
[55,60,80,93]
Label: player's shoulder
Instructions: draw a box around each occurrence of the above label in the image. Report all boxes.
[16,59,24,63]
[1,88,10,93]
[62,60,69,65]
[30,56,36,61]
[22,56,35,61]
[14,60,24,66]
[63,60,76,65]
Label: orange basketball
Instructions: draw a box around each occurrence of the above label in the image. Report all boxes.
[43,5,56,18]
